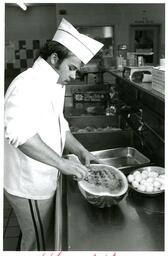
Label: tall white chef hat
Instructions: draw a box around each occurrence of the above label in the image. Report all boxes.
[52,18,104,64]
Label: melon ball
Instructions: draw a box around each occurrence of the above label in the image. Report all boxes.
[156,177,164,185]
[127,174,134,183]
[146,184,154,192]
[140,179,146,185]
[144,182,152,189]
[132,180,139,188]
[153,180,161,188]
[141,172,148,179]
[142,170,149,177]
[134,173,142,182]
[138,184,146,192]
[160,179,164,185]
[159,174,165,179]
[146,177,154,184]
[148,171,158,178]
[134,170,141,176]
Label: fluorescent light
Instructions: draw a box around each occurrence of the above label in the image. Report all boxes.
[16,2,27,11]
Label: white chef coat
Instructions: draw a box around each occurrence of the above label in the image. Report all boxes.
[4,57,69,200]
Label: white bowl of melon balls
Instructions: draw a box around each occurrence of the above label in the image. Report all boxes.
[127,166,165,195]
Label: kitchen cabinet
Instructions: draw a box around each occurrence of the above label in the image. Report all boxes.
[103,69,165,166]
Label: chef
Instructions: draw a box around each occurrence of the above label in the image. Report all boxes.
[4,18,103,251]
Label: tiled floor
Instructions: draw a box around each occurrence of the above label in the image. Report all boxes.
[3,194,21,251]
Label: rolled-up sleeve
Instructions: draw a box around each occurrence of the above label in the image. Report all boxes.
[4,77,42,147]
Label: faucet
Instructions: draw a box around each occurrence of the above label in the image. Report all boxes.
[129,108,146,148]
[118,104,147,149]
[120,105,145,131]
[120,105,151,150]
[106,104,117,116]
[136,108,145,132]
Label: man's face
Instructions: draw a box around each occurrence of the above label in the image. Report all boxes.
[56,55,82,85]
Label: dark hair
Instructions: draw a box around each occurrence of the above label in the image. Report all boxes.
[39,40,73,63]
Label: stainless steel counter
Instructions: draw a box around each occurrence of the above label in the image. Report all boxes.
[106,69,164,102]
[62,176,164,251]
[60,76,164,251]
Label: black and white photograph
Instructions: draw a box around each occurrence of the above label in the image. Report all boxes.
[0,1,166,255]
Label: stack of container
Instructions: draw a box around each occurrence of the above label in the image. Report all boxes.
[152,66,165,94]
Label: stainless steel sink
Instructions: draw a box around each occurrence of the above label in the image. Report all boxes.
[65,114,150,172]
[71,129,133,152]
[92,147,150,174]
[65,115,132,151]
[66,115,122,129]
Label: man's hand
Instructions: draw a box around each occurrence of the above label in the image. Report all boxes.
[58,158,89,180]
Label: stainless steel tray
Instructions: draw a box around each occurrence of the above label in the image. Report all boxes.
[92,147,150,174]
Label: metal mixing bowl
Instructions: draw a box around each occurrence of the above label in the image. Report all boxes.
[78,164,128,208]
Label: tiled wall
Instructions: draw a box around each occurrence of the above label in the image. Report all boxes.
[5,39,49,74]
